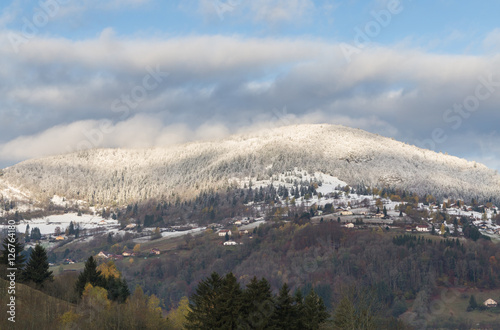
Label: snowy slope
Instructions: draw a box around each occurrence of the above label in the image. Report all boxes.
[1,124,499,206]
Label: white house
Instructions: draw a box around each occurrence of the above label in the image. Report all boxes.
[416,225,430,232]
[97,251,110,259]
[484,298,498,308]
[218,229,232,237]
[223,241,238,246]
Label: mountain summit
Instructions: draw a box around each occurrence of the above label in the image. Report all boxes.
[1,124,499,205]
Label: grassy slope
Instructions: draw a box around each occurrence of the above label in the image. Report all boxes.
[426,288,500,325]
[0,278,75,329]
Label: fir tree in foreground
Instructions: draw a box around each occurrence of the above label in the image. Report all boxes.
[22,244,53,287]
[76,256,105,297]
[185,272,330,329]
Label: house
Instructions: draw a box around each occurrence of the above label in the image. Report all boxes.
[55,235,66,241]
[98,220,107,225]
[97,251,110,259]
[416,225,430,232]
[150,248,161,255]
[345,223,355,228]
[218,229,232,237]
[122,251,135,257]
[484,299,498,308]
[340,211,353,216]
[223,241,238,246]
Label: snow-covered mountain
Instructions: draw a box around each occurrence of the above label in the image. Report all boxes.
[1,124,499,206]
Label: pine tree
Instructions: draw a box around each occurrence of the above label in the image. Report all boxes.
[75,256,105,298]
[294,290,306,329]
[217,272,243,329]
[240,277,274,329]
[186,272,224,329]
[22,244,53,287]
[468,295,478,311]
[30,227,42,240]
[24,224,30,242]
[272,283,296,329]
[302,289,330,329]
[0,235,26,271]
[68,221,75,235]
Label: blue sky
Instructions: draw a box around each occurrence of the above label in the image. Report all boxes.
[1,0,500,171]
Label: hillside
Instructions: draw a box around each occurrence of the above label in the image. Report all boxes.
[0,278,75,329]
[1,124,499,206]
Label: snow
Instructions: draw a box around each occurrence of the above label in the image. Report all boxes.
[1,213,119,235]
[132,227,207,243]
[239,220,265,231]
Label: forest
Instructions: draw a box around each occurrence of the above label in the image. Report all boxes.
[98,219,499,329]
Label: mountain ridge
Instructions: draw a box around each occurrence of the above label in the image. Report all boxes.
[1,124,499,206]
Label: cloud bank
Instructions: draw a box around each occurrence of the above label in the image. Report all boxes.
[0,31,499,170]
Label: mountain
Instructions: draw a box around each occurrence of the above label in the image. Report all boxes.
[1,124,499,206]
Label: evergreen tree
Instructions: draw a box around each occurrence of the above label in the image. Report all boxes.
[24,224,30,242]
[22,244,53,287]
[105,276,130,303]
[302,289,330,329]
[240,277,274,329]
[75,256,105,298]
[0,235,26,270]
[272,283,296,329]
[68,221,75,235]
[293,290,306,329]
[468,295,478,311]
[186,272,225,329]
[217,273,243,329]
[30,227,42,240]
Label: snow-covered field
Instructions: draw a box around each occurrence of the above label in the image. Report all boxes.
[0,213,118,236]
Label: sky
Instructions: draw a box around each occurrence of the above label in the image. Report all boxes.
[0,0,500,171]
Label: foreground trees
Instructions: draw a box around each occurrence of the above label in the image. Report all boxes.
[22,244,53,287]
[76,256,129,302]
[186,272,330,329]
